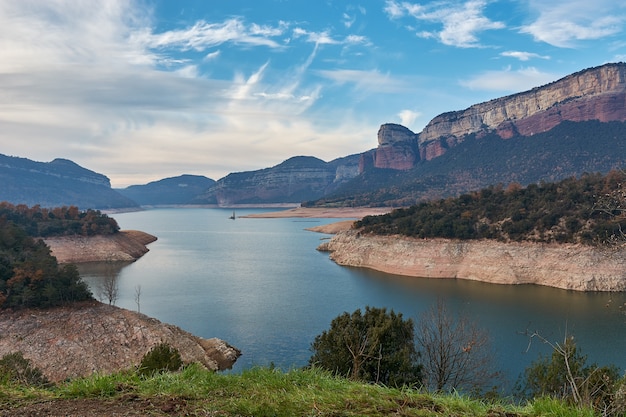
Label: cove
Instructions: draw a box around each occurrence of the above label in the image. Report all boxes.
[78,208,626,390]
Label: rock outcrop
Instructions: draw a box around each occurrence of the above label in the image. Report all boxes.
[363,63,626,171]
[0,302,241,382]
[371,124,419,170]
[44,230,157,264]
[318,231,626,292]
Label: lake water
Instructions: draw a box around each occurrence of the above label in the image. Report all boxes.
[78,208,626,390]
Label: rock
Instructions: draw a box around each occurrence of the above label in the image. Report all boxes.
[320,230,626,292]
[0,302,241,382]
[44,230,157,264]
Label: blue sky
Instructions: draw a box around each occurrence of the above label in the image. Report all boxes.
[1,1,625,187]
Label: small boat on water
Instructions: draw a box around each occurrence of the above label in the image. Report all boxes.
[229,211,236,220]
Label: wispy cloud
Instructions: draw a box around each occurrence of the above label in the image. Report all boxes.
[500,51,550,61]
[384,0,505,48]
[520,0,626,47]
[316,69,408,93]
[138,18,289,52]
[459,66,558,92]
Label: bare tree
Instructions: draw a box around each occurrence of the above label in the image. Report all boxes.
[592,170,626,245]
[97,262,119,305]
[416,299,499,393]
[521,329,623,415]
[134,285,141,313]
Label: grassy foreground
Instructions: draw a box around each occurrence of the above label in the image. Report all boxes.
[1,365,595,417]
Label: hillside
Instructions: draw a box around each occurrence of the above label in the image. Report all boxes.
[117,174,216,205]
[0,154,138,209]
[314,120,626,206]
[1,366,591,417]
[192,155,360,205]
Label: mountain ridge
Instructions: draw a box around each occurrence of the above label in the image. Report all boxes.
[3,63,626,208]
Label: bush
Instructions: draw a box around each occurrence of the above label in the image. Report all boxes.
[309,306,421,387]
[137,343,182,377]
[0,352,50,387]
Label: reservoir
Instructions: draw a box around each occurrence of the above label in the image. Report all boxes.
[78,208,626,390]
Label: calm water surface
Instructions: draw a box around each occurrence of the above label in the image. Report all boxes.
[78,208,626,388]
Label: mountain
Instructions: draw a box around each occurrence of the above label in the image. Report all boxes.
[117,175,216,206]
[191,155,360,205]
[311,62,626,206]
[364,62,626,171]
[0,154,138,209]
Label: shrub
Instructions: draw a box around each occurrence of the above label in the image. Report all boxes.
[137,343,182,377]
[0,352,50,387]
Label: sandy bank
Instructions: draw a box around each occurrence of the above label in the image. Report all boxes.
[319,231,626,292]
[44,230,157,264]
[241,206,393,219]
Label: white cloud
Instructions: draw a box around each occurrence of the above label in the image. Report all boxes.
[384,0,505,48]
[398,110,422,129]
[520,0,625,47]
[0,1,378,187]
[204,50,221,61]
[459,66,558,92]
[500,51,550,61]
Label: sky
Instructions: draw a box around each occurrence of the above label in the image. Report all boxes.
[1,1,625,187]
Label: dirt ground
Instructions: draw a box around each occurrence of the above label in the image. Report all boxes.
[0,397,219,417]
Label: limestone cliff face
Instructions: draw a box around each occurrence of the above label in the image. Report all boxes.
[363,63,626,170]
[0,302,241,382]
[319,231,626,292]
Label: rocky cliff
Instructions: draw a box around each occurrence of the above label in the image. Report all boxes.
[367,62,626,170]
[318,231,626,292]
[0,302,241,382]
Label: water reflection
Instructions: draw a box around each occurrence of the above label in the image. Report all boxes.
[78,262,131,305]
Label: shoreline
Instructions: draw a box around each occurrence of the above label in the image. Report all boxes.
[241,206,394,219]
[319,231,626,292]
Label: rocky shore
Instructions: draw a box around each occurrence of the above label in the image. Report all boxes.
[318,230,626,292]
[0,301,241,382]
[44,230,157,264]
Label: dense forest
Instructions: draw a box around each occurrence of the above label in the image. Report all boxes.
[0,202,119,237]
[0,202,105,309]
[355,170,626,245]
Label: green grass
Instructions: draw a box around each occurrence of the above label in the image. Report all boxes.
[1,365,597,417]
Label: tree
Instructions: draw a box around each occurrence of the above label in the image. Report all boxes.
[309,306,421,386]
[416,300,499,393]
